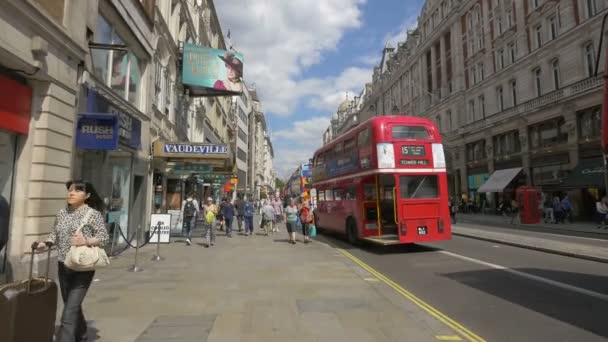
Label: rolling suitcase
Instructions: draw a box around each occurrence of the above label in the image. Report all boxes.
[0,241,58,342]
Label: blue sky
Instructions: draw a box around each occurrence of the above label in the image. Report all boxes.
[215,0,424,178]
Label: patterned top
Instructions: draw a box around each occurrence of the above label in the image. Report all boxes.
[46,205,109,262]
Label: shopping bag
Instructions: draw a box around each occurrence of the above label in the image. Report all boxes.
[309,224,317,237]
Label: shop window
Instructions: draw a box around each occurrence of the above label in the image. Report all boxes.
[466,139,486,161]
[578,106,601,140]
[493,130,521,156]
[532,164,569,185]
[528,117,567,149]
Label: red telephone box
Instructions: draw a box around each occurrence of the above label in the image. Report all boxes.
[516,186,541,224]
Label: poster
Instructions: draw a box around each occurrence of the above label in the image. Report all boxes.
[182,43,244,96]
[150,214,171,243]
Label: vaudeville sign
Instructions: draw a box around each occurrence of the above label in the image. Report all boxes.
[153,142,229,159]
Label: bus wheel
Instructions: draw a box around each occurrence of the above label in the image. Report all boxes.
[346,218,359,245]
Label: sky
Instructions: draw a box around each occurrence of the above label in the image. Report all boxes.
[215,0,424,179]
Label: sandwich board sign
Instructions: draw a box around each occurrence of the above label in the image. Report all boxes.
[150,214,171,243]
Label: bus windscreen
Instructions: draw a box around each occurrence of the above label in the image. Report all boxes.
[399,175,438,199]
[391,125,429,139]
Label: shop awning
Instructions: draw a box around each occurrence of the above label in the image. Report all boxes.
[560,158,605,189]
[477,167,522,193]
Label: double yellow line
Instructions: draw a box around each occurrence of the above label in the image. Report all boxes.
[337,248,487,342]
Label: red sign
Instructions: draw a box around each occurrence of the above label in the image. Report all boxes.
[0,74,32,134]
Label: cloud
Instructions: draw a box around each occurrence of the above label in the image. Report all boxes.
[356,53,381,66]
[272,117,330,178]
[383,14,418,48]
[215,0,366,116]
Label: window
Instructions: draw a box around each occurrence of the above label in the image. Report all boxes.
[334,189,344,201]
[510,79,517,106]
[436,115,442,132]
[318,190,326,201]
[399,175,438,199]
[391,126,430,139]
[497,16,503,34]
[508,43,516,63]
[357,128,370,146]
[468,99,475,122]
[577,106,601,139]
[237,147,247,162]
[585,43,596,77]
[469,67,476,85]
[479,95,486,118]
[325,189,334,201]
[478,62,484,80]
[551,59,560,90]
[535,24,543,48]
[507,9,513,28]
[446,110,452,132]
[531,0,541,10]
[238,127,247,142]
[528,117,567,148]
[498,49,505,69]
[549,16,558,40]
[466,140,486,161]
[493,130,521,156]
[586,0,598,18]
[496,86,504,111]
[533,68,542,96]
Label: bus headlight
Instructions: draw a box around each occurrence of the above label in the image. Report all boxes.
[376,143,395,168]
[432,143,446,168]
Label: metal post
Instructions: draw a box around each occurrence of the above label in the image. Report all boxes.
[151,221,165,261]
[127,224,144,272]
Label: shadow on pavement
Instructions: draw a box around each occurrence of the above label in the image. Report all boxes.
[440,268,608,338]
[316,231,439,255]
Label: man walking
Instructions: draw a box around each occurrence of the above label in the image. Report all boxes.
[261,200,276,235]
[202,197,218,247]
[243,196,255,235]
[234,194,245,232]
[221,197,235,238]
[272,196,283,233]
[178,192,199,245]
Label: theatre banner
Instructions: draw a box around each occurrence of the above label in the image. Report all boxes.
[182,43,244,96]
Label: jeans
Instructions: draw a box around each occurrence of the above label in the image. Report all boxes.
[236,215,244,231]
[244,216,254,234]
[225,216,233,235]
[203,221,216,244]
[182,215,196,239]
[56,262,95,342]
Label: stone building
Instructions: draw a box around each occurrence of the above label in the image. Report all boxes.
[358,0,607,218]
[247,87,275,199]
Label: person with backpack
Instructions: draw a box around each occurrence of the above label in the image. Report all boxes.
[221,197,235,238]
[298,201,314,243]
[243,196,255,236]
[178,192,199,245]
[234,194,245,232]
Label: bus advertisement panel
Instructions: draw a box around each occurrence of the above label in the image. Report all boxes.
[312,115,451,246]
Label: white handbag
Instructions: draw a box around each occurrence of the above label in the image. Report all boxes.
[64,208,110,271]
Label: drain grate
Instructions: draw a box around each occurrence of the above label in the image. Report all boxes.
[135,314,216,341]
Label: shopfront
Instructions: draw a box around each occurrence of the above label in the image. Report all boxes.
[0,72,32,281]
[73,87,146,249]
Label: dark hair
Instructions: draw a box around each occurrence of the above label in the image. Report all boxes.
[65,180,105,212]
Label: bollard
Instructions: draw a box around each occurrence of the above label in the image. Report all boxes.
[151,221,165,261]
[127,224,144,272]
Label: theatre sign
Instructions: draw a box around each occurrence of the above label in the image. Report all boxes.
[153,142,229,159]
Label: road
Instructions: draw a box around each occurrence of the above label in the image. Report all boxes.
[317,230,608,342]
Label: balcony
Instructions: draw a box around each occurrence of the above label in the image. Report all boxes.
[461,75,603,134]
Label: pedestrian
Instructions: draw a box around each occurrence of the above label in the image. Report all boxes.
[299,201,313,243]
[221,197,235,237]
[272,196,283,232]
[234,194,245,232]
[261,200,276,235]
[543,194,554,223]
[561,194,572,223]
[553,196,564,224]
[217,198,226,231]
[202,197,218,247]
[178,192,199,245]
[284,198,299,244]
[510,198,520,225]
[36,180,109,342]
[448,197,457,224]
[243,196,255,235]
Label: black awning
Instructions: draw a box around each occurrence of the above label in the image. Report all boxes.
[560,158,605,189]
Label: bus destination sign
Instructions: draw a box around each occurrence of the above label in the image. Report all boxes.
[401,146,425,156]
[400,159,429,166]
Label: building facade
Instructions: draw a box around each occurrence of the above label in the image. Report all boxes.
[234,87,251,195]
[355,0,607,219]
[247,88,275,200]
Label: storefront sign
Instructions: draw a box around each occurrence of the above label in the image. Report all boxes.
[153,142,229,159]
[75,114,119,150]
[85,87,141,149]
[182,43,245,96]
[0,74,32,135]
[150,214,171,243]
[168,164,212,174]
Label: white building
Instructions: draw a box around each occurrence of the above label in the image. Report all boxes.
[234,88,251,195]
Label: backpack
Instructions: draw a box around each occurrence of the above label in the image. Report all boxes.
[205,210,216,224]
[300,207,313,224]
[244,202,254,217]
[183,200,196,218]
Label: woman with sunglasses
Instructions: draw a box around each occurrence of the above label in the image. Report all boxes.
[36,180,108,342]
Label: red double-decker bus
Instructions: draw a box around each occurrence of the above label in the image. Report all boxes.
[312,115,451,245]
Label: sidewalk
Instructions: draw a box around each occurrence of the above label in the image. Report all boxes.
[75,219,453,342]
[453,216,608,263]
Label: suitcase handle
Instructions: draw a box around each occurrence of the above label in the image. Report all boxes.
[28,241,54,293]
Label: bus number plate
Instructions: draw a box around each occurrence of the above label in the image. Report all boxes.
[402,146,425,156]
[417,226,428,235]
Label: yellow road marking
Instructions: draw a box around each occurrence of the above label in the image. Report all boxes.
[338,248,486,342]
[363,277,380,282]
[436,335,463,341]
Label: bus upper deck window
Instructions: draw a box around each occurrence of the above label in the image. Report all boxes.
[391,126,430,139]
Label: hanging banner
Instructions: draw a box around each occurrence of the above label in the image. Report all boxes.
[182,43,244,96]
[150,214,171,243]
